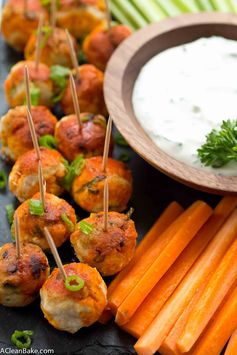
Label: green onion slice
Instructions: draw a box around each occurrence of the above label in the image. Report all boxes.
[28,199,44,216]
[30,84,40,106]
[40,25,53,48]
[61,155,85,192]
[0,171,7,189]
[115,132,129,147]
[65,275,85,292]
[6,204,14,225]
[61,213,74,233]
[11,330,33,349]
[93,115,107,128]
[79,221,94,235]
[39,135,58,149]
[119,152,130,163]
[50,65,70,103]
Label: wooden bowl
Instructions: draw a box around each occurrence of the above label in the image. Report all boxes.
[104,13,237,195]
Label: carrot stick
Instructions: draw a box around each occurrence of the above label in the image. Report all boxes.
[116,201,212,325]
[98,309,113,325]
[108,201,184,299]
[224,328,237,355]
[109,203,190,313]
[122,197,237,338]
[134,208,237,355]
[178,236,237,353]
[160,285,207,355]
[189,285,237,355]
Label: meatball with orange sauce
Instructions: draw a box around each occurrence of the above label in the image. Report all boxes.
[71,156,133,212]
[60,65,107,116]
[12,193,76,251]
[0,242,49,307]
[40,262,107,333]
[24,27,78,68]
[71,211,137,276]
[1,0,48,51]
[83,22,132,71]
[9,147,67,202]
[55,0,106,39]
[55,113,112,162]
[0,106,57,162]
[4,61,54,108]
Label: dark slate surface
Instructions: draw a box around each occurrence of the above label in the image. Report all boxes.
[0,33,220,355]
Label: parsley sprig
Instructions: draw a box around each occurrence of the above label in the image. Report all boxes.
[198,120,237,168]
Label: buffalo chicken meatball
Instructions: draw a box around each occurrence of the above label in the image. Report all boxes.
[56,0,106,39]
[24,27,78,68]
[71,211,137,276]
[4,61,54,108]
[40,262,107,333]
[9,147,67,202]
[0,242,49,307]
[60,65,107,116]
[72,156,132,212]
[55,113,112,162]
[83,23,132,71]
[1,0,48,52]
[0,106,57,162]
[12,193,76,251]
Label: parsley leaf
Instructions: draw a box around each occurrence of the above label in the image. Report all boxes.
[198,119,237,168]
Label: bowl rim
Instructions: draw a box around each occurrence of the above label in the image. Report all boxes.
[104,12,237,195]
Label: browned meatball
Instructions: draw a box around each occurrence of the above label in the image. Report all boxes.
[4,61,54,108]
[55,113,112,162]
[83,23,132,71]
[71,156,133,212]
[12,193,76,251]
[0,242,49,307]
[24,27,78,68]
[9,147,67,202]
[0,106,57,162]
[60,65,107,116]
[40,262,107,333]
[1,0,49,52]
[71,211,137,276]
[56,0,106,39]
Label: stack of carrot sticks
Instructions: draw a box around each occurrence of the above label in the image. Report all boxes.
[103,196,237,355]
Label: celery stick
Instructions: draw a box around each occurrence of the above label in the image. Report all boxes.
[130,0,166,22]
[110,1,137,30]
[227,0,237,12]
[210,0,232,11]
[196,0,214,10]
[112,0,148,28]
[153,0,182,16]
[173,0,201,12]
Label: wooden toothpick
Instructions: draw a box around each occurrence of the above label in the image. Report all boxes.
[35,15,44,70]
[14,215,21,259]
[24,66,41,160]
[26,107,41,161]
[104,0,112,32]
[38,159,46,211]
[43,227,67,280]
[102,116,112,173]
[24,65,32,114]
[69,73,82,131]
[50,0,56,30]
[103,178,109,231]
[65,29,79,81]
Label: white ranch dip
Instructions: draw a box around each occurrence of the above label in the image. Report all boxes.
[132,36,237,176]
